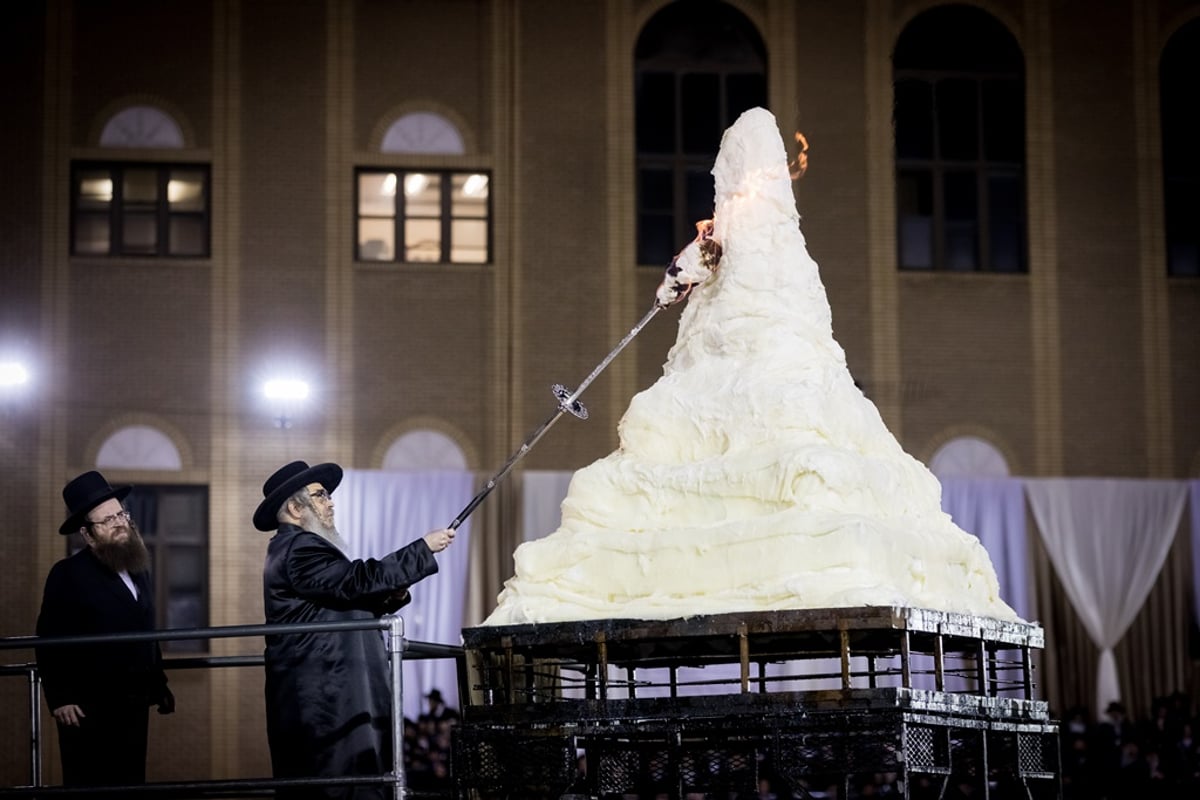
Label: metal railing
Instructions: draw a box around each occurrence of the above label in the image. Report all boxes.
[0,617,465,798]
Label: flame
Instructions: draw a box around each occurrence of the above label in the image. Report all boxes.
[788,131,809,179]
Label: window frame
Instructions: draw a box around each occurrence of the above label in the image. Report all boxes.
[69,160,211,259]
[354,167,493,265]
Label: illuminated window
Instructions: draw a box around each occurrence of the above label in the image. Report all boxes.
[71,162,210,257]
[355,169,490,264]
[1161,19,1200,277]
[634,0,767,266]
[893,6,1026,272]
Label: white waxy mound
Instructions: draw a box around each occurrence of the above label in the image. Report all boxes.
[484,108,1017,625]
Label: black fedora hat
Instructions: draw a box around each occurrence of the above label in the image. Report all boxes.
[253,460,343,531]
[59,471,133,535]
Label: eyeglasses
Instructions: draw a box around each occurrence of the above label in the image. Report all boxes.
[88,509,132,529]
[309,489,331,502]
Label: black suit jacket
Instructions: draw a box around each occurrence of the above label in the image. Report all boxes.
[36,548,168,711]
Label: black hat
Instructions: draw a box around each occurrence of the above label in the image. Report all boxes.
[426,689,444,703]
[59,471,132,535]
[253,460,343,531]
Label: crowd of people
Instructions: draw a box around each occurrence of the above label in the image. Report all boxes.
[402,689,459,792]
[1059,694,1200,800]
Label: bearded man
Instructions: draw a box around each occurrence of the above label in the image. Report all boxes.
[36,470,175,787]
[254,460,455,799]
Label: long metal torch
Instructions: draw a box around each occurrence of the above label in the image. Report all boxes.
[448,303,663,530]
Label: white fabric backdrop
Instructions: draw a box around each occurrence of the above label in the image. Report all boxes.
[521,470,574,541]
[940,477,1031,621]
[337,468,476,721]
[1026,478,1187,715]
[1192,481,1200,632]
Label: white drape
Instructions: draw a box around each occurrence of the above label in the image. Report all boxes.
[520,470,574,541]
[337,468,476,721]
[1026,478,1187,715]
[1191,481,1200,630]
[939,477,1031,621]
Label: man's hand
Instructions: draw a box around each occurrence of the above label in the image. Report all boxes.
[52,704,85,727]
[423,528,456,553]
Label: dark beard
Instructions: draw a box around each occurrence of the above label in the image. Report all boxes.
[91,521,151,574]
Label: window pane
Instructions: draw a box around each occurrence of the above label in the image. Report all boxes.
[359,172,396,216]
[895,79,934,160]
[982,79,1024,162]
[74,212,111,254]
[124,168,159,205]
[686,168,714,229]
[944,171,978,270]
[936,79,979,161]
[988,175,1023,272]
[726,73,767,124]
[451,173,489,218]
[450,219,488,263]
[897,170,933,269]
[638,213,675,265]
[404,173,440,217]
[167,591,205,652]
[77,170,113,210]
[169,216,206,256]
[681,73,720,155]
[636,72,675,153]
[405,218,441,262]
[640,168,673,211]
[359,219,395,261]
[122,211,158,254]
[168,170,206,212]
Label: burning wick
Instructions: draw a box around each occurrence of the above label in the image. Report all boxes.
[655,219,723,308]
[789,131,809,180]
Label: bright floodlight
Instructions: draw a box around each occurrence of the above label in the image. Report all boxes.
[263,379,310,401]
[0,361,30,387]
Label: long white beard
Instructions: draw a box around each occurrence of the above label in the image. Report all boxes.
[301,508,350,555]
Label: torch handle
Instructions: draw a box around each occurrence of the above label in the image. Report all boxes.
[447,304,663,531]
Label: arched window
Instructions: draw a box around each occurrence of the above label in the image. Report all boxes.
[1161,19,1200,277]
[929,435,1011,478]
[382,429,468,470]
[357,112,489,264]
[634,0,767,266]
[99,105,185,149]
[381,112,465,155]
[96,424,184,470]
[75,106,208,258]
[893,5,1026,272]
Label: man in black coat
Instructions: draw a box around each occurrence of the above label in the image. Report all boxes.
[254,460,456,800]
[36,470,175,786]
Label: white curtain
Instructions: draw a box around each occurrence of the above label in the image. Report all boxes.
[1025,478,1187,715]
[1192,481,1200,630]
[939,477,1031,622]
[521,470,574,541]
[337,468,476,721]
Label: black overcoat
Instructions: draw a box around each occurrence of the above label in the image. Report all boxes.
[262,524,437,799]
[36,547,167,711]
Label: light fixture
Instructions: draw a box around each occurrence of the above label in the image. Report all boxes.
[0,361,30,388]
[404,173,429,196]
[462,174,488,197]
[263,379,310,401]
[381,172,397,196]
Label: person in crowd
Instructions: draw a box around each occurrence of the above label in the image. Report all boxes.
[254,460,456,799]
[419,688,460,724]
[36,470,175,786]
